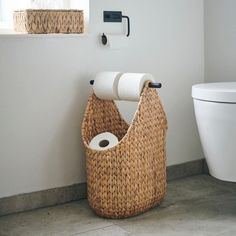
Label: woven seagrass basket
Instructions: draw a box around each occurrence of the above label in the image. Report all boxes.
[13,9,84,34]
[82,82,168,218]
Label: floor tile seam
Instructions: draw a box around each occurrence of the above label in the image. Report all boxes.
[68,223,117,236]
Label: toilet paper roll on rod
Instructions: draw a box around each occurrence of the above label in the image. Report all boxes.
[90,72,162,101]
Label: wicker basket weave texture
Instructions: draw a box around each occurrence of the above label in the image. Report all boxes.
[82,82,168,218]
[13,9,84,34]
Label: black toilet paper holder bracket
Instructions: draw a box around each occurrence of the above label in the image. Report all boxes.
[102,11,130,45]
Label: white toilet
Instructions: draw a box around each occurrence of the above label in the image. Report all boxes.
[192,82,236,182]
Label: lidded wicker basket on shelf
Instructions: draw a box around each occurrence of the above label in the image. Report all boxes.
[13,9,84,34]
[81,82,168,218]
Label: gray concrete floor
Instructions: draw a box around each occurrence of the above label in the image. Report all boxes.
[1,175,236,236]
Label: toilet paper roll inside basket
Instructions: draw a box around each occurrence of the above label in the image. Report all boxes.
[118,73,155,101]
[89,132,119,151]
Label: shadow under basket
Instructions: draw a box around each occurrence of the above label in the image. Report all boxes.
[81,82,168,218]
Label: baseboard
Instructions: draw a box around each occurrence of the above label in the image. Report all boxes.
[203,159,209,174]
[0,183,87,217]
[167,159,205,181]
[0,159,205,216]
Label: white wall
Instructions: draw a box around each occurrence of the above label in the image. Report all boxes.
[205,0,236,82]
[0,0,204,198]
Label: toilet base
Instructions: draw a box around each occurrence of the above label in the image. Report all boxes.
[194,99,236,183]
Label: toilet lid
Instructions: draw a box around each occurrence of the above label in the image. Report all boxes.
[192,82,236,103]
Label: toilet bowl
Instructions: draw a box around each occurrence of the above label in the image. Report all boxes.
[192,82,236,182]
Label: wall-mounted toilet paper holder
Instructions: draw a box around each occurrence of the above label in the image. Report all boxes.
[102,11,130,45]
[89,80,162,89]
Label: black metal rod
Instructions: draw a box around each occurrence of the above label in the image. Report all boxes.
[148,82,162,88]
[89,80,162,88]
[122,15,130,37]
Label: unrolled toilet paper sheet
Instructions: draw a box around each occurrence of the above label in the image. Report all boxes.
[105,34,128,50]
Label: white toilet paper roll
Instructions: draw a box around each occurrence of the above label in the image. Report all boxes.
[93,72,122,100]
[118,73,155,101]
[89,132,119,151]
[104,34,128,50]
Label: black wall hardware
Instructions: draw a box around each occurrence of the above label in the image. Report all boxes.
[102,11,131,45]
[90,80,162,89]
[101,33,108,45]
[104,11,122,22]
